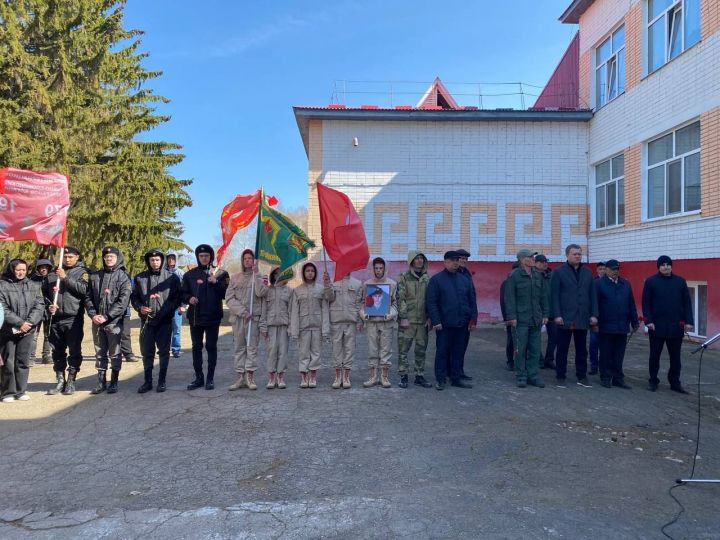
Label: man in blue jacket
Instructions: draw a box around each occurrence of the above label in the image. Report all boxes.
[426,251,477,390]
[642,255,693,393]
[595,260,639,389]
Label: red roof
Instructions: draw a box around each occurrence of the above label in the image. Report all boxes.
[415,77,460,109]
[533,32,580,110]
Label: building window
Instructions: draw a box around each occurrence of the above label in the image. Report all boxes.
[648,0,701,73]
[647,121,700,219]
[686,281,707,337]
[595,25,625,108]
[595,155,625,228]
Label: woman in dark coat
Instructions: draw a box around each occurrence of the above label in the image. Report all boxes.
[0,259,45,402]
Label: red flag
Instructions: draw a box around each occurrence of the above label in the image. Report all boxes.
[216,190,278,266]
[0,168,70,247]
[317,183,369,281]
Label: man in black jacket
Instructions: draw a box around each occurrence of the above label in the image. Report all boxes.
[642,255,693,393]
[131,249,181,393]
[455,248,476,380]
[426,251,477,390]
[85,247,132,394]
[0,259,45,402]
[549,244,598,388]
[44,247,88,395]
[595,260,639,389]
[181,244,229,391]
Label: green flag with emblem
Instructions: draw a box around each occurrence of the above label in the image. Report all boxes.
[255,193,315,281]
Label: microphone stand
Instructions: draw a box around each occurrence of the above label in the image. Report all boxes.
[690,331,720,355]
[678,331,720,485]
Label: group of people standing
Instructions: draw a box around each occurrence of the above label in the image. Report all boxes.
[502,244,695,393]
[0,246,186,401]
[0,240,694,402]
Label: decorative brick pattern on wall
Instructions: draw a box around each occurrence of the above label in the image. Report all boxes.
[306,119,590,262]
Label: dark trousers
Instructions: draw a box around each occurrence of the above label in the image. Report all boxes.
[555,328,588,380]
[505,326,514,365]
[544,320,557,365]
[93,323,123,371]
[190,324,219,379]
[0,332,34,398]
[49,316,84,372]
[648,333,683,386]
[589,330,599,370]
[140,322,172,380]
[30,319,52,364]
[447,327,471,375]
[121,314,134,359]
[435,326,466,383]
[599,333,627,382]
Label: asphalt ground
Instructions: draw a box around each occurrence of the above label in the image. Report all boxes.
[1,315,719,539]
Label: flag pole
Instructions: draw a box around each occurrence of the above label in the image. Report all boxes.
[47,246,65,330]
[248,187,263,343]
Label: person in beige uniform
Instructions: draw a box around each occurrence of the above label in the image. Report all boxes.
[260,267,292,389]
[226,249,267,391]
[323,270,362,389]
[289,262,329,388]
[361,257,398,388]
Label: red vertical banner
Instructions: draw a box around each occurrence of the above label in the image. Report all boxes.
[0,168,70,247]
[317,183,369,281]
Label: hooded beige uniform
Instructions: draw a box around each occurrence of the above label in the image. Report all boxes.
[360,276,398,368]
[323,275,362,369]
[289,282,330,372]
[260,284,292,373]
[226,270,267,374]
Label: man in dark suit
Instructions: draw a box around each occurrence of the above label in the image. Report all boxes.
[642,255,694,394]
[549,244,598,388]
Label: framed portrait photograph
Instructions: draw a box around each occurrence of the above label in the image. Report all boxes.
[365,283,390,316]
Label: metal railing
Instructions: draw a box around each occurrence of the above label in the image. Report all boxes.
[328,79,582,110]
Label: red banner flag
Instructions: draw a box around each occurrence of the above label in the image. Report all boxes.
[0,168,70,247]
[216,190,279,266]
[317,183,369,281]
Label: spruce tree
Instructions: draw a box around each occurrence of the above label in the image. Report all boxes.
[0,0,190,273]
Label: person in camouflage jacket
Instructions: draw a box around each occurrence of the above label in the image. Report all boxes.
[396,251,432,389]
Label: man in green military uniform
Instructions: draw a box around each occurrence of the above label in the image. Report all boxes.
[503,248,549,388]
[396,251,432,388]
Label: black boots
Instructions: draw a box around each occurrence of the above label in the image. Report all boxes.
[90,370,107,394]
[205,367,215,390]
[107,369,120,394]
[47,371,66,395]
[187,372,204,390]
[62,368,77,395]
[138,369,153,394]
[157,368,167,393]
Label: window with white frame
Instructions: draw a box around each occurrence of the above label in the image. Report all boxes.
[647,121,700,219]
[648,0,701,73]
[686,281,707,337]
[595,26,625,108]
[595,154,625,228]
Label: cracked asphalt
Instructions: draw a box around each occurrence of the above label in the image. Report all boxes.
[1,316,719,539]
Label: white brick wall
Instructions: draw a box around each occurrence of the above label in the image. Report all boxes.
[578,0,639,53]
[588,30,720,262]
[319,120,589,262]
[589,32,720,162]
[590,213,720,261]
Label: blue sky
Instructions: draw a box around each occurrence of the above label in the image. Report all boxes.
[123,0,578,250]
